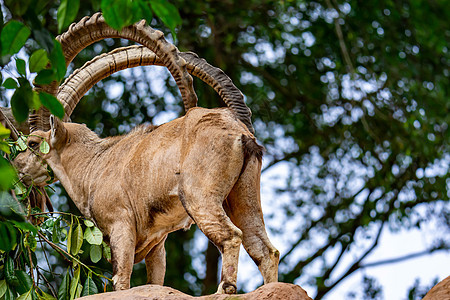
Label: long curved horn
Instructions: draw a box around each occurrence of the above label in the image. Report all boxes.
[30,12,197,132]
[58,45,254,133]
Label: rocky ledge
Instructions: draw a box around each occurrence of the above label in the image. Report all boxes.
[79,282,314,300]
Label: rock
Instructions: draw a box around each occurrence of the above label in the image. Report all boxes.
[79,282,313,300]
[422,276,450,300]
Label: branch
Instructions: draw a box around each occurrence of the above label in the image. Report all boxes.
[36,267,58,298]
[29,211,76,217]
[239,59,315,105]
[360,247,450,269]
[0,107,19,140]
[322,242,349,281]
[37,238,58,297]
[37,231,72,262]
[261,151,301,173]
[37,231,112,282]
[315,221,385,299]
[325,0,354,73]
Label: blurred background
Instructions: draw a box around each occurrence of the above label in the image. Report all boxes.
[1,1,449,299]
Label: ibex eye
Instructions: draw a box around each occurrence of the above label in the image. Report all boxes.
[28,141,38,148]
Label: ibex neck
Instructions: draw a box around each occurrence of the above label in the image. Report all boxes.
[49,137,111,218]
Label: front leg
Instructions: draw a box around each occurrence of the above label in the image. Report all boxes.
[109,223,136,290]
[145,235,167,285]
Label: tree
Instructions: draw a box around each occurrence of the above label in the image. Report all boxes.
[1,0,449,299]
[173,1,449,298]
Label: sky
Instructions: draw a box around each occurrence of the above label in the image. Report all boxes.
[226,162,449,300]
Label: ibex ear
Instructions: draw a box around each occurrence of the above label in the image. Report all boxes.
[50,115,67,149]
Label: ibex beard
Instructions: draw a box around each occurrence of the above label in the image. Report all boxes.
[14,107,279,293]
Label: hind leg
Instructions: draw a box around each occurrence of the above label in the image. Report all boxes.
[224,156,279,284]
[179,163,245,293]
[179,182,242,294]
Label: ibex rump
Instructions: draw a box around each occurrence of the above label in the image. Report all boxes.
[11,13,279,293]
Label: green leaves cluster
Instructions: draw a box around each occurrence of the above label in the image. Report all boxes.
[1,42,65,123]
[0,201,112,299]
[49,215,112,299]
[1,0,182,126]
[0,192,39,299]
[101,0,181,37]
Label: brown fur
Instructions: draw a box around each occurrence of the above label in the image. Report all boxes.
[14,107,279,293]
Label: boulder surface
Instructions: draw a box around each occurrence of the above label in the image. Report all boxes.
[79,282,313,300]
[422,276,450,300]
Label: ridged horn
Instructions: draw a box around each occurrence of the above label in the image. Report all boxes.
[30,12,197,132]
[58,45,254,133]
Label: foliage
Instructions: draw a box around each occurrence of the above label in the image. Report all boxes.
[0,0,185,298]
[0,0,181,125]
[0,0,449,299]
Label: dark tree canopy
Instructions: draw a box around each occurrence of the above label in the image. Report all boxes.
[0,0,448,299]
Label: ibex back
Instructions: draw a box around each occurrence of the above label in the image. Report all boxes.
[14,107,279,292]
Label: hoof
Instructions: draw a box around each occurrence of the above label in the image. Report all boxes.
[216,282,237,294]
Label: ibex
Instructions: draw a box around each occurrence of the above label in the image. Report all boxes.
[12,13,279,293]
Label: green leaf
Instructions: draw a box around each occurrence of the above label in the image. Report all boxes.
[75,283,83,299]
[150,0,181,38]
[0,161,16,190]
[84,220,94,227]
[81,273,98,297]
[40,140,50,154]
[29,49,49,73]
[23,232,38,251]
[17,136,27,151]
[52,219,61,243]
[58,268,70,300]
[70,224,83,255]
[0,191,24,220]
[4,0,31,17]
[66,218,72,252]
[14,181,27,195]
[34,69,56,85]
[38,290,57,300]
[84,226,103,245]
[101,0,140,30]
[5,256,19,286]
[69,266,80,300]
[50,40,67,81]
[0,222,17,252]
[2,77,18,89]
[39,92,65,119]
[11,86,32,123]
[0,124,11,139]
[102,241,111,261]
[16,59,26,76]
[15,270,33,295]
[0,21,31,56]
[17,289,33,300]
[31,27,54,53]
[4,285,15,300]
[90,244,102,263]
[11,220,37,234]
[30,91,42,111]
[0,142,11,154]
[138,1,153,25]
[0,280,7,298]
[57,0,80,33]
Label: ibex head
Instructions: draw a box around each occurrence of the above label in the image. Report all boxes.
[13,116,67,186]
